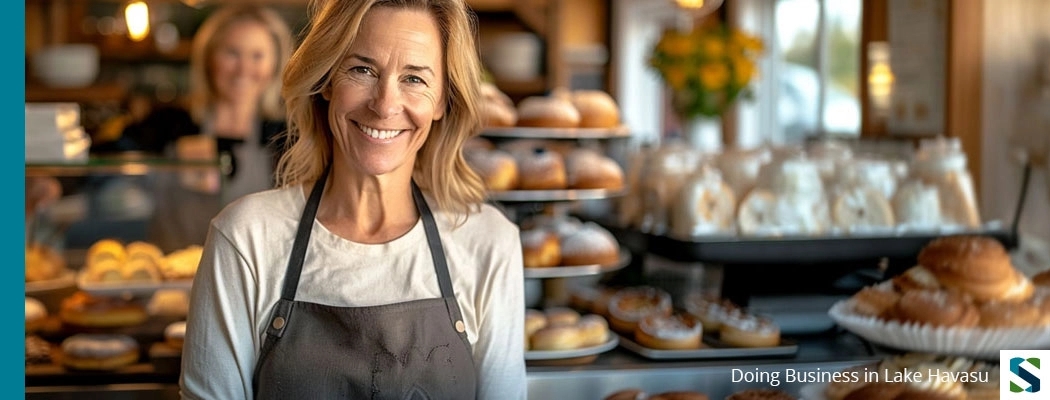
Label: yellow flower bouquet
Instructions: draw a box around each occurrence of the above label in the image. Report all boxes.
[649,21,764,120]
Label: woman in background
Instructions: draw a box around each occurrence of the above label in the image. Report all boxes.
[120,4,294,250]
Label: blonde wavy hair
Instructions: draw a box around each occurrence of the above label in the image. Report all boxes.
[276,0,486,219]
[188,5,294,122]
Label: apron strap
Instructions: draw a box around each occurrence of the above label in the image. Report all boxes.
[280,164,331,300]
[411,182,472,347]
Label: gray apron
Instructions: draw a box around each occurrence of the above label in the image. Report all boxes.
[252,167,478,399]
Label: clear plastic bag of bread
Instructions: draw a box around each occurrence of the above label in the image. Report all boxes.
[909,137,981,229]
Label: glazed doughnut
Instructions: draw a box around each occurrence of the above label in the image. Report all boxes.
[719,314,781,348]
[976,301,1046,328]
[513,147,568,190]
[87,239,127,266]
[604,389,648,400]
[60,333,139,371]
[164,321,187,350]
[559,222,620,266]
[570,90,620,128]
[521,228,561,268]
[576,314,610,347]
[465,149,519,191]
[831,186,896,230]
[634,313,703,350]
[25,244,66,282]
[25,335,54,366]
[724,388,797,400]
[892,266,942,293]
[25,297,48,334]
[671,167,737,237]
[607,286,673,335]
[516,95,581,128]
[682,293,739,333]
[649,391,711,400]
[850,286,900,318]
[530,325,583,351]
[565,149,625,190]
[889,290,979,328]
[545,307,581,327]
[480,82,517,127]
[59,291,148,328]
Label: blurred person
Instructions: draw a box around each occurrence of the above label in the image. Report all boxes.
[179,0,526,398]
[119,5,294,251]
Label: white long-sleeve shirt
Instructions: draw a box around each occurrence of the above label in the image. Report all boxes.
[180,185,526,399]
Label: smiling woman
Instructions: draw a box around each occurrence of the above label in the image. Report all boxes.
[179,1,527,399]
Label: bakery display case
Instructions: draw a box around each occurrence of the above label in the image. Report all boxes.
[25,154,218,397]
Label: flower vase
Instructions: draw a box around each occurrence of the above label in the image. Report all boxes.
[682,117,723,154]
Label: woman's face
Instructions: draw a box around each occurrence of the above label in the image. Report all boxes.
[324,7,445,178]
[209,20,278,104]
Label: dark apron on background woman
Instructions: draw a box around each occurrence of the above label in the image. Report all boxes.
[252,167,477,399]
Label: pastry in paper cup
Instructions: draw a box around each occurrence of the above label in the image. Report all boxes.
[829,300,1050,359]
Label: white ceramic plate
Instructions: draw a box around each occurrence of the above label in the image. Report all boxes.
[523,250,631,279]
[77,271,193,297]
[25,270,76,294]
[525,333,619,360]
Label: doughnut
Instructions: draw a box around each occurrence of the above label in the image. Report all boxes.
[545,307,581,327]
[530,325,583,351]
[465,149,519,191]
[525,309,548,338]
[523,215,582,238]
[521,228,561,268]
[719,314,781,348]
[164,321,187,350]
[892,266,942,293]
[480,82,517,127]
[568,284,602,313]
[26,335,54,366]
[125,241,164,263]
[591,287,619,318]
[682,293,739,333]
[59,291,148,328]
[122,257,162,282]
[25,244,66,282]
[60,333,139,371]
[850,286,900,318]
[892,180,943,229]
[87,239,127,266]
[889,290,979,328]
[634,313,703,350]
[516,95,581,128]
[604,389,648,400]
[86,258,124,283]
[512,147,568,190]
[976,301,1046,328]
[607,286,673,335]
[559,222,620,266]
[576,314,610,347]
[831,186,896,230]
[671,167,737,237]
[570,90,620,128]
[25,297,48,334]
[649,392,710,400]
[565,149,625,190]
[724,388,797,400]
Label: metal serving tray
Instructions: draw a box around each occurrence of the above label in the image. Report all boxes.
[617,334,798,360]
[480,126,631,139]
[523,250,631,279]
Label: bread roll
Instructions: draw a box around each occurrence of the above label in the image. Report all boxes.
[516,96,580,128]
[570,90,620,128]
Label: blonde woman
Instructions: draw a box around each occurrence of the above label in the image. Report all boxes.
[180,0,526,399]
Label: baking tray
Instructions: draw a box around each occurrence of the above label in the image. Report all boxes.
[481,125,631,139]
[489,188,626,202]
[26,271,77,294]
[77,271,193,297]
[523,250,631,279]
[617,334,798,360]
[525,333,619,360]
[645,227,1017,265]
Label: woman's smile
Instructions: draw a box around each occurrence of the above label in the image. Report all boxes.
[355,121,406,141]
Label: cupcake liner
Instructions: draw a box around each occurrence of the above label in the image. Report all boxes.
[829,300,1050,359]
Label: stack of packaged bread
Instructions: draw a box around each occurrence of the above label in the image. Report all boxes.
[619,137,984,238]
[481,84,621,129]
[464,137,625,192]
[519,215,621,268]
[81,239,202,284]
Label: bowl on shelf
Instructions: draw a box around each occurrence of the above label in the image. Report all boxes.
[32,44,100,88]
